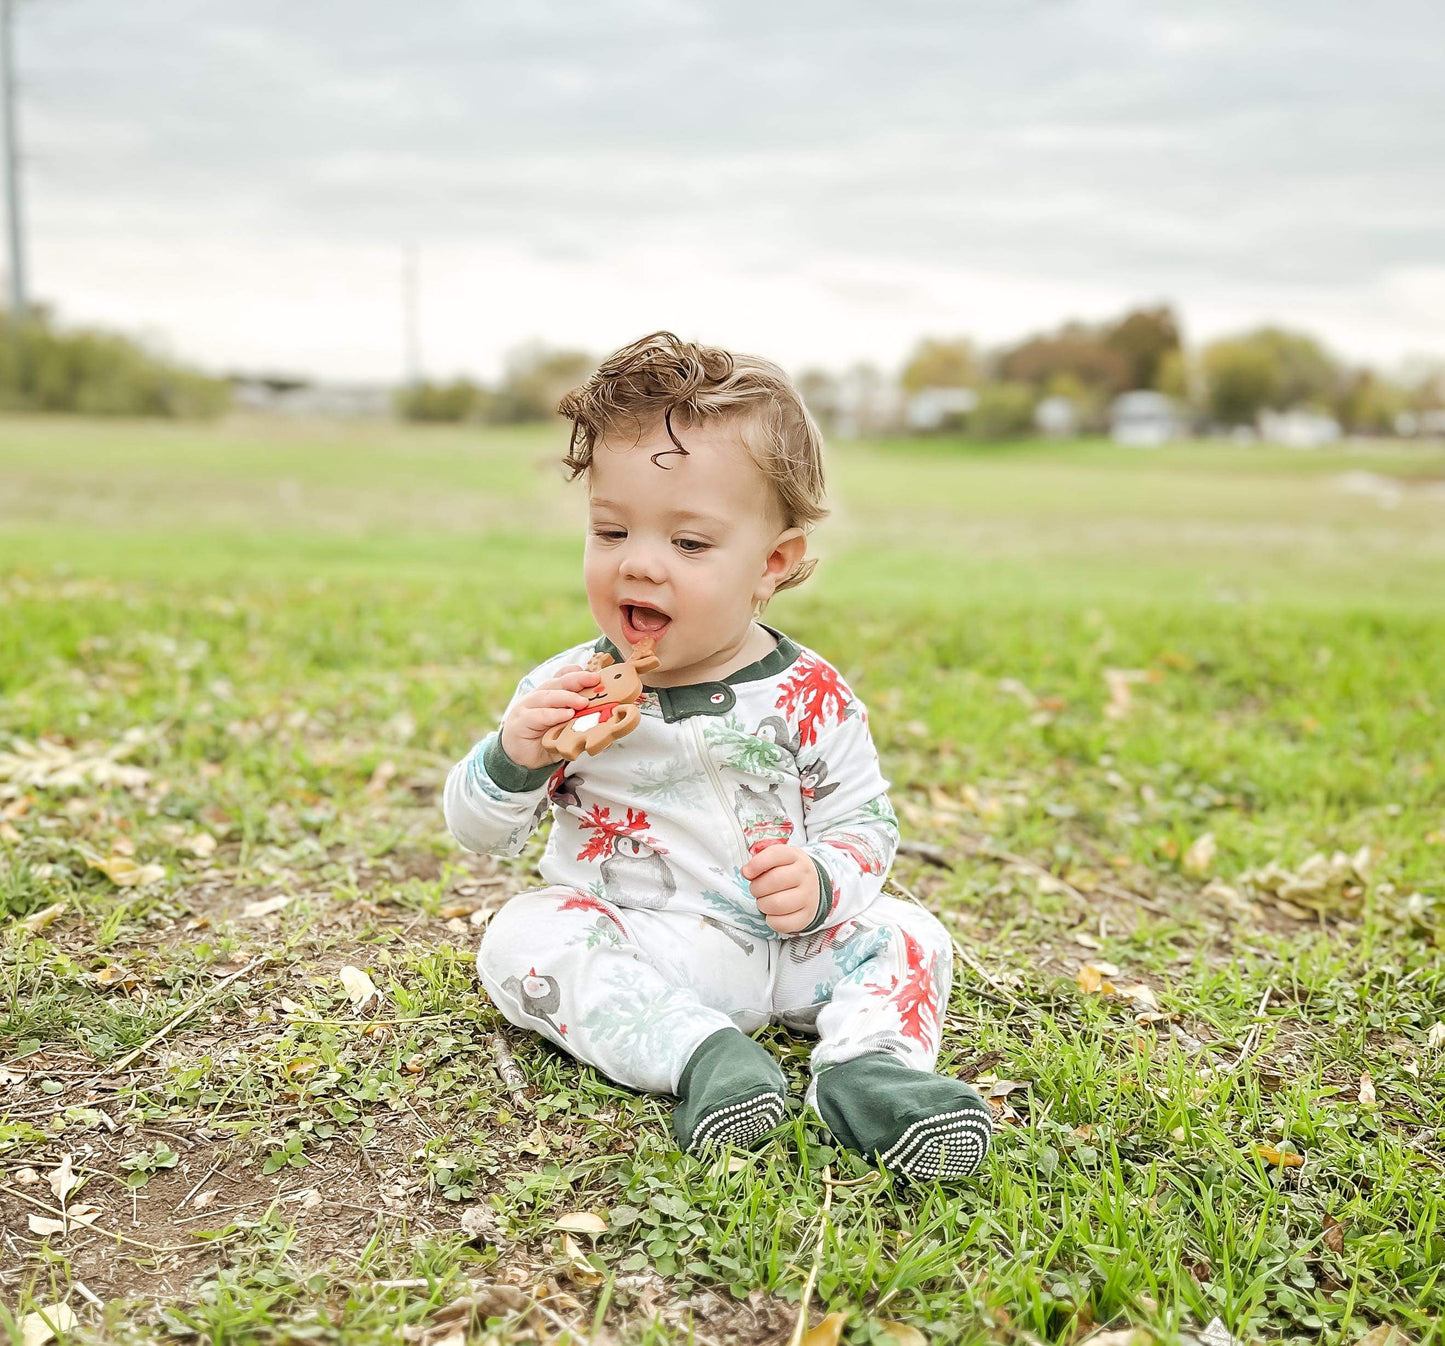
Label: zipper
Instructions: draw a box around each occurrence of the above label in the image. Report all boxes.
[691,717,750,866]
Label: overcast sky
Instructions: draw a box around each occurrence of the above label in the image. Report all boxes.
[15,0,1445,382]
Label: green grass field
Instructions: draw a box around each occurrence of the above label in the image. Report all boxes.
[2,414,1443,1346]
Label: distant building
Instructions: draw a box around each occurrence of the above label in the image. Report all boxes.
[903,386,978,433]
[832,366,904,438]
[1110,391,1185,446]
[231,378,394,418]
[1034,394,1078,438]
[1257,408,1341,449]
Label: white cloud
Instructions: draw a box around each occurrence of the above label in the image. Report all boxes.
[12,0,1445,379]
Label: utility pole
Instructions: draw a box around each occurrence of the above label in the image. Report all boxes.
[403,242,420,385]
[1,0,26,318]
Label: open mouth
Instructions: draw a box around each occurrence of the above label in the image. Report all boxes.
[621,603,671,645]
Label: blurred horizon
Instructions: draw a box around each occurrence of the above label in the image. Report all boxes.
[8,0,1444,385]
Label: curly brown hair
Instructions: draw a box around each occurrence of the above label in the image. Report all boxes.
[557,331,827,593]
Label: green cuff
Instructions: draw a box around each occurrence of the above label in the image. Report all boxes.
[481,732,558,794]
[802,855,835,933]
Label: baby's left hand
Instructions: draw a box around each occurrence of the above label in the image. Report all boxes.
[742,844,820,935]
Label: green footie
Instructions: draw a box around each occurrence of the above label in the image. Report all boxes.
[815,1052,992,1181]
[672,1028,787,1154]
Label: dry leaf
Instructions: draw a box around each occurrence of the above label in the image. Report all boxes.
[193,1190,217,1210]
[1236,847,1372,916]
[877,1321,929,1345]
[987,1079,1029,1099]
[554,1211,607,1234]
[1322,1214,1345,1253]
[20,1304,78,1346]
[0,733,151,791]
[286,1057,321,1080]
[28,1214,67,1236]
[49,1154,80,1202]
[1103,668,1156,720]
[1356,1328,1410,1346]
[1116,983,1160,1012]
[241,895,290,918]
[1429,1023,1445,1050]
[1183,832,1217,876]
[185,832,218,858]
[1358,1072,1376,1106]
[87,854,165,887]
[1077,964,1118,995]
[801,1313,848,1346]
[561,1232,603,1286]
[15,1166,41,1184]
[1072,931,1103,950]
[19,901,67,932]
[339,965,378,1010]
[1193,1319,1241,1346]
[1254,1144,1304,1168]
[1083,1331,1153,1346]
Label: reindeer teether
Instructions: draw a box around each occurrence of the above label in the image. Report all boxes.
[540,637,660,762]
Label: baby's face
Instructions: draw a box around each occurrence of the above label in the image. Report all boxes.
[584,417,797,687]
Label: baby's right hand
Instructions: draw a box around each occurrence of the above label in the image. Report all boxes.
[499,665,603,771]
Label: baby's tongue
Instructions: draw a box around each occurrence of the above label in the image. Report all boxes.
[630,606,669,632]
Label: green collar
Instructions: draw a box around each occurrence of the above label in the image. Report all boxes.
[593,622,801,722]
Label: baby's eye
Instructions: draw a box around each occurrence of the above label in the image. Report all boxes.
[592,528,626,542]
[674,538,710,554]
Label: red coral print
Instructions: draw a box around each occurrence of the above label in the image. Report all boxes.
[775,654,852,747]
[822,832,886,875]
[574,804,664,863]
[867,930,940,1048]
[558,891,623,928]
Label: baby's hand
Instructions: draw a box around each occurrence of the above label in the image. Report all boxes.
[499,665,603,771]
[742,844,821,935]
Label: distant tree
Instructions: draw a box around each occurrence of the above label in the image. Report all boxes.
[900,337,978,392]
[1337,370,1407,434]
[0,309,229,418]
[969,382,1038,440]
[1202,327,1340,425]
[997,324,1130,397]
[1103,306,1182,391]
[395,378,488,422]
[493,343,595,422]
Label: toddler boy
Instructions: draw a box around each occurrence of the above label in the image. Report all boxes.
[444,332,991,1180]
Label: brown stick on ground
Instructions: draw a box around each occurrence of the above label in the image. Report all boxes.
[488,1030,530,1108]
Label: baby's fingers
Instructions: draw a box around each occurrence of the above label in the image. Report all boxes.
[547,668,602,691]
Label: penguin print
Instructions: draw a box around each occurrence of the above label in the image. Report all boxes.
[753,715,800,756]
[501,967,564,1034]
[547,766,583,811]
[798,755,840,805]
[733,782,795,853]
[599,834,677,909]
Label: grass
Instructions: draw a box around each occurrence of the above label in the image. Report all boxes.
[1,413,1443,1345]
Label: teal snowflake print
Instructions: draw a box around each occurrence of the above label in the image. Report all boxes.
[634,756,708,810]
[703,714,794,780]
[580,965,705,1059]
[700,885,774,940]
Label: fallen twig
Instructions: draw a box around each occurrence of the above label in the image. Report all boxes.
[896,838,952,868]
[106,956,269,1076]
[487,1031,530,1107]
[1,1182,237,1254]
[787,1165,835,1346]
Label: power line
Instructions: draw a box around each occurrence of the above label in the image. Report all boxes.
[1,0,25,316]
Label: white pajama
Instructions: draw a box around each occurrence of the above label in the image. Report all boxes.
[446,624,955,1100]
[478,887,953,1095]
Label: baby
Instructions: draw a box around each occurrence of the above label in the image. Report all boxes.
[444,332,991,1181]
